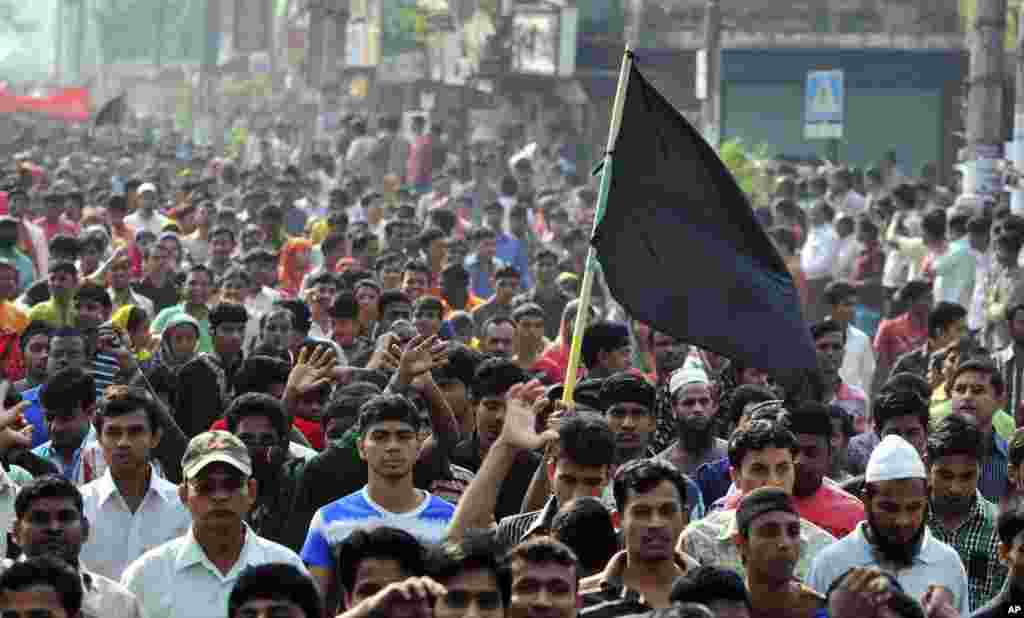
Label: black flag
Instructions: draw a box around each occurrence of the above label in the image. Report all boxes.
[591,59,818,370]
[94,95,127,128]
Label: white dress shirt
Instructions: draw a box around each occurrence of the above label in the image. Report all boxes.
[832,236,861,281]
[122,524,307,618]
[969,248,992,331]
[0,466,18,560]
[808,522,969,616]
[245,286,282,316]
[79,466,192,581]
[839,324,876,395]
[801,224,840,281]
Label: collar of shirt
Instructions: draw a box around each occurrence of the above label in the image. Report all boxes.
[717,509,812,545]
[95,463,171,509]
[855,521,944,567]
[929,490,992,536]
[174,523,257,577]
[588,550,696,598]
[524,495,560,538]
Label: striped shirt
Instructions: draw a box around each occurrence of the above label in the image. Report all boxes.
[301,487,454,569]
[495,495,559,550]
[979,432,1009,504]
[91,352,121,398]
[929,492,1007,611]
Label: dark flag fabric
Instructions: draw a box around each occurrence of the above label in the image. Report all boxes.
[94,95,127,128]
[591,59,818,370]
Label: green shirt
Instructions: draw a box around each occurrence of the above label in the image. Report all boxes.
[27,298,75,328]
[150,304,213,354]
[929,492,1008,611]
[931,400,1016,440]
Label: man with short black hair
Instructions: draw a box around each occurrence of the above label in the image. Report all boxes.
[581,321,633,379]
[79,386,190,580]
[811,320,868,432]
[927,413,1006,610]
[514,248,571,340]
[891,301,968,379]
[949,359,1010,502]
[734,487,825,618]
[472,265,521,335]
[480,316,516,359]
[678,416,836,580]
[301,394,456,605]
[0,556,84,618]
[228,563,322,618]
[428,532,510,618]
[10,476,143,616]
[449,385,617,548]
[452,358,538,519]
[504,537,580,618]
[824,281,875,395]
[669,566,751,618]
[34,368,97,484]
[174,302,249,436]
[973,496,1024,617]
[579,459,698,617]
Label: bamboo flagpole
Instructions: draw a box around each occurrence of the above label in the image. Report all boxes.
[561,46,635,405]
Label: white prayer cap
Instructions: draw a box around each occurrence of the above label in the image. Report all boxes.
[669,365,709,396]
[137,183,156,194]
[865,435,926,484]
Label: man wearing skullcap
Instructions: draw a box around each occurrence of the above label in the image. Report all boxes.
[734,487,825,618]
[808,435,969,615]
[656,364,729,477]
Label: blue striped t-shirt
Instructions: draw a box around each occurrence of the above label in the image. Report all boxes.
[301,486,455,569]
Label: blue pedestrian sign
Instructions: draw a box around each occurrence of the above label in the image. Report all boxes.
[804,70,844,140]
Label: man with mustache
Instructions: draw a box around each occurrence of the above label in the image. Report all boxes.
[579,459,698,617]
[808,435,969,615]
[8,476,143,617]
[656,366,727,477]
[734,487,825,618]
[718,403,864,539]
[949,359,1010,504]
[927,413,1006,611]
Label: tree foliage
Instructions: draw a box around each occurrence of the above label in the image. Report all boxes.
[0,1,38,35]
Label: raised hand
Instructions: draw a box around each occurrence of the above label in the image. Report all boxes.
[495,379,557,452]
[286,344,337,397]
[827,567,893,618]
[345,576,446,618]
[367,332,402,372]
[399,335,449,379]
[0,382,31,453]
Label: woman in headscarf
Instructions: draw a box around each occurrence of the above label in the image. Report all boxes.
[278,237,313,299]
[143,313,200,375]
[111,304,153,362]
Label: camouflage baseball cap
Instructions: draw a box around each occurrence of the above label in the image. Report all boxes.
[181,431,252,479]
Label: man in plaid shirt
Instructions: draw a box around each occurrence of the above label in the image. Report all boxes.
[927,413,1007,611]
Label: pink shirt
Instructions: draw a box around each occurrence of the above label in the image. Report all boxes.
[406,134,433,186]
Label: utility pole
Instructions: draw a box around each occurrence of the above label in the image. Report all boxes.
[964,0,1007,197]
[54,0,63,84]
[702,0,721,147]
[1013,5,1024,213]
[72,0,87,84]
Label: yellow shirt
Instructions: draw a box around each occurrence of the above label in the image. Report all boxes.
[309,218,332,244]
[28,299,75,328]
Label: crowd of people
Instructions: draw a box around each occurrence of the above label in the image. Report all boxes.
[0,112,1020,618]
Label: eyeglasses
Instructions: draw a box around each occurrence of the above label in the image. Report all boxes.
[189,475,246,496]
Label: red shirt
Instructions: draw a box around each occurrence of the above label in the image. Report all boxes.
[873,312,927,369]
[33,217,79,241]
[210,417,324,451]
[407,134,433,186]
[724,481,864,539]
[850,240,884,283]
